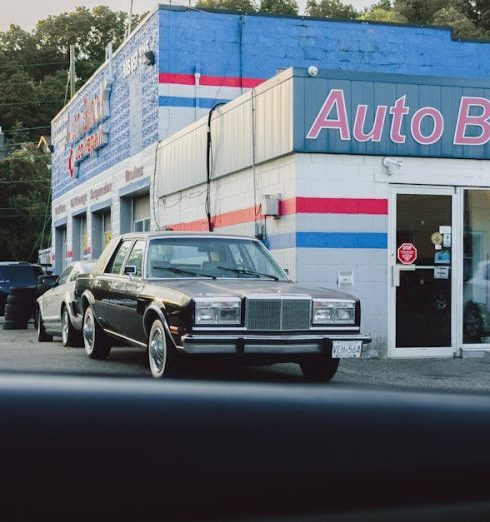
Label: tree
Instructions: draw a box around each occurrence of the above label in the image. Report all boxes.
[0,145,51,261]
[358,7,407,23]
[259,0,298,16]
[306,0,358,19]
[195,0,257,13]
[393,0,448,25]
[433,6,482,39]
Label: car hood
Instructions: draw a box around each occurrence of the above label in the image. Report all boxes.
[149,279,358,301]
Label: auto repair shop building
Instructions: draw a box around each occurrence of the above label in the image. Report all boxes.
[50,5,490,357]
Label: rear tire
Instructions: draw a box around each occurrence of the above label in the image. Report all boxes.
[300,357,339,382]
[37,308,53,342]
[61,306,82,347]
[82,306,111,360]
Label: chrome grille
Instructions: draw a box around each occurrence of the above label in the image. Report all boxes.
[245,297,311,331]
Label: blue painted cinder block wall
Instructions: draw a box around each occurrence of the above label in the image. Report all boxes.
[158,7,490,81]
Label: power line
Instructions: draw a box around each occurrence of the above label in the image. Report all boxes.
[0,61,69,69]
[0,99,63,107]
[2,125,51,132]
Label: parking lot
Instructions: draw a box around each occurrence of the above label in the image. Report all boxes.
[1,317,490,392]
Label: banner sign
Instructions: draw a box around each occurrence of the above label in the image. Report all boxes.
[295,69,490,160]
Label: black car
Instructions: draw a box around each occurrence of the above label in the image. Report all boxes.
[74,232,371,380]
[0,262,44,316]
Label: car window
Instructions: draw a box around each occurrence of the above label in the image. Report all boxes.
[147,237,287,279]
[124,240,145,277]
[57,266,74,286]
[106,241,133,275]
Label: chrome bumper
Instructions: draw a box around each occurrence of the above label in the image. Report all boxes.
[180,333,372,355]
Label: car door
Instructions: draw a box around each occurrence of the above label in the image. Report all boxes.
[93,239,133,331]
[42,266,73,331]
[113,239,147,344]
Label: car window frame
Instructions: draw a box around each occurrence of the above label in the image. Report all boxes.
[57,265,74,286]
[122,240,146,279]
[105,239,135,276]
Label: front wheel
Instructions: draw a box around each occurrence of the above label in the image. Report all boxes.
[82,306,111,360]
[148,319,178,378]
[300,357,339,382]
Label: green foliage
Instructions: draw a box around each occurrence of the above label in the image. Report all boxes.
[306,0,358,19]
[358,7,407,23]
[433,6,482,39]
[0,145,51,261]
[259,0,299,16]
[195,0,257,13]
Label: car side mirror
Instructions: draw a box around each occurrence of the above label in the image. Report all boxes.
[124,265,137,276]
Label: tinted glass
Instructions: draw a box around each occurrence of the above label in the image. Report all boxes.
[0,265,38,288]
[106,241,132,275]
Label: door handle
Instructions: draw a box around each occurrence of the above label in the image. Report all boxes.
[391,264,416,287]
[112,281,120,289]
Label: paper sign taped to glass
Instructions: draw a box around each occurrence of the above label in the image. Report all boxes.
[434,250,451,264]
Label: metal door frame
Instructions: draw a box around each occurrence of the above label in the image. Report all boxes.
[388,185,461,358]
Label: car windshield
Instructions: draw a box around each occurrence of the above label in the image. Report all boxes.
[147,237,288,281]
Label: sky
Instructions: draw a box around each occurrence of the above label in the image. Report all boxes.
[0,0,374,32]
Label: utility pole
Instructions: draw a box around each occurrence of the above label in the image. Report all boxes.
[69,45,76,99]
[126,0,134,39]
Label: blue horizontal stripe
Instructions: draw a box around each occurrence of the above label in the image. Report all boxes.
[158,96,231,109]
[297,232,387,249]
[268,232,387,250]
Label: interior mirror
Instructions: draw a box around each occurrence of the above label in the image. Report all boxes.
[124,265,137,275]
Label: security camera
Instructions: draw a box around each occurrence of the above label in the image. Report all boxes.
[307,65,319,77]
[382,157,402,176]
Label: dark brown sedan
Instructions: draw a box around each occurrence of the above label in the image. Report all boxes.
[74,232,371,380]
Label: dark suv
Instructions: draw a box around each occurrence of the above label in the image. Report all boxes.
[0,262,44,316]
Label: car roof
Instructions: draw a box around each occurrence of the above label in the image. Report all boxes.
[119,231,259,241]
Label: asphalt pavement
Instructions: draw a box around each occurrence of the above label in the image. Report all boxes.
[1,317,490,392]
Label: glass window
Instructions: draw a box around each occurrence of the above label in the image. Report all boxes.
[147,237,287,280]
[57,265,74,286]
[463,190,490,344]
[124,240,145,277]
[106,240,132,275]
[134,218,150,232]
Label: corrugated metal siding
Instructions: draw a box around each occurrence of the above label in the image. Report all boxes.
[156,71,294,197]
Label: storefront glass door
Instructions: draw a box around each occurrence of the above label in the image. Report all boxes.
[390,188,456,357]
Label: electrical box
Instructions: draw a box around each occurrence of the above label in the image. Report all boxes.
[262,195,280,218]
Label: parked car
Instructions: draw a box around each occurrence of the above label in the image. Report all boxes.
[74,232,371,380]
[36,260,96,346]
[463,260,490,342]
[0,261,44,317]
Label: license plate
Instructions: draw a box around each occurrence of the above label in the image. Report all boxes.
[332,340,362,358]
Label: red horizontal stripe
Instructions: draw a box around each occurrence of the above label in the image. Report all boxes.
[159,73,265,88]
[281,197,388,216]
[166,198,387,231]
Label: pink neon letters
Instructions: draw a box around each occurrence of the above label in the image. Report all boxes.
[306,89,490,147]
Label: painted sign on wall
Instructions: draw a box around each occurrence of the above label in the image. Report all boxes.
[294,69,490,160]
[66,80,112,178]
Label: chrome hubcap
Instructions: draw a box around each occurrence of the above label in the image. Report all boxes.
[149,328,166,374]
[83,311,94,352]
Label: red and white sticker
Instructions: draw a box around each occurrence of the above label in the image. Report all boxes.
[397,243,417,265]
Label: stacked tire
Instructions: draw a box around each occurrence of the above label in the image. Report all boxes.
[3,287,36,330]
